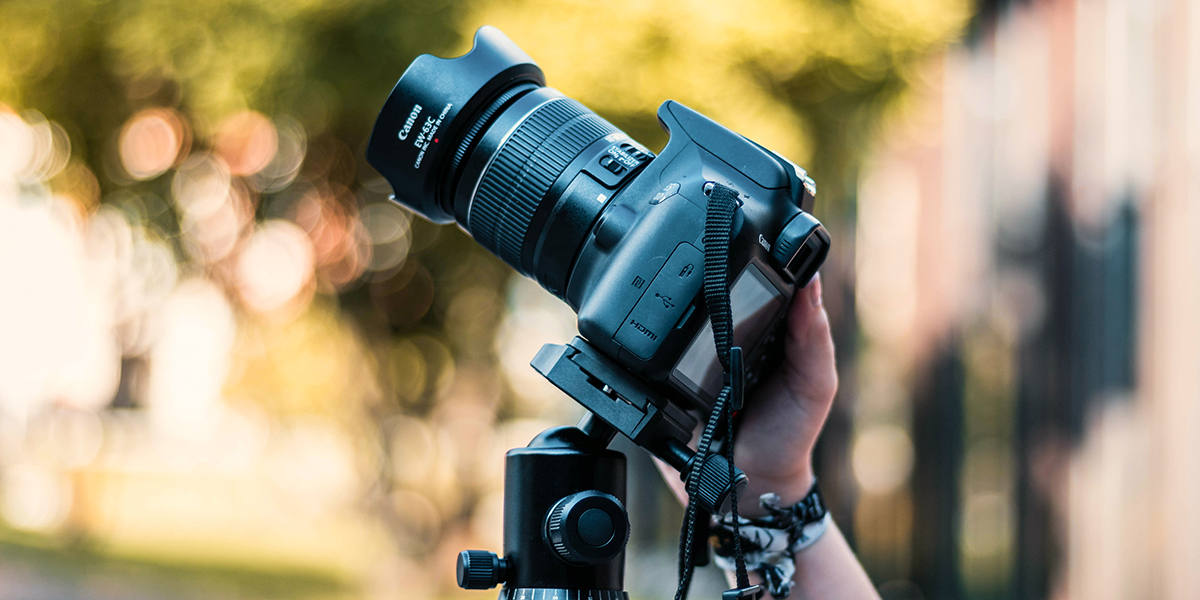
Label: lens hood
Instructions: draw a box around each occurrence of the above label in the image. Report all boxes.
[367,26,545,223]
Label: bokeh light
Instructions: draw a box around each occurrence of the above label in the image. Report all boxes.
[360,201,412,275]
[215,110,278,177]
[172,152,233,221]
[852,424,916,494]
[235,221,316,315]
[250,116,306,192]
[147,278,235,444]
[0,193,120,415]
[119,108,188,180]
[0,109,34,181]
[1,464,71,532]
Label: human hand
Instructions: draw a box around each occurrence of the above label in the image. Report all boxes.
[657,274,879,600]
[729,273,837,512]
[657,274,837,514]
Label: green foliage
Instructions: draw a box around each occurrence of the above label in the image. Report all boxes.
[465,0,970,201]
[2,0,967,201]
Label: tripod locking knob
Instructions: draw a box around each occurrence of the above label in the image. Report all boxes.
[687,452,749,514]
[456,550,508,590]
[544,491,629,565]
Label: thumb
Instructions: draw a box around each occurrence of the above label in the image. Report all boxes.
[781,273,838,408]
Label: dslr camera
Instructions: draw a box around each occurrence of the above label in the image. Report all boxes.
[367,26,828,419]
[367,26,832,598]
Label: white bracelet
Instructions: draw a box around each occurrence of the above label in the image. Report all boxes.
[709,487,831,598]
[712,511,832,562]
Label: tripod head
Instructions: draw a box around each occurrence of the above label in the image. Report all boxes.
[533,337,748,514]
[456,337,754,600]
[457,425,630,599]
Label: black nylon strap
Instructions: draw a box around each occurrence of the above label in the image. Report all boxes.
[703,183,738,370]
[674,183,756,600]
[676,386,733,599]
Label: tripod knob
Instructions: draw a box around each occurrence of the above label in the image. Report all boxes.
[687,452,749,514]
[544,491,629,565]
[456,550,508,590]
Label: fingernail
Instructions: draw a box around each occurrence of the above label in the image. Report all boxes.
[809,274,823,307]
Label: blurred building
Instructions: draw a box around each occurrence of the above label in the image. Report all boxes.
[849,0,1200,597]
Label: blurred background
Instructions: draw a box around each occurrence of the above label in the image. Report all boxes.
[1,0,1197,598]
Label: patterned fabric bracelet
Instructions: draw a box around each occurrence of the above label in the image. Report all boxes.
[709,483,830,599]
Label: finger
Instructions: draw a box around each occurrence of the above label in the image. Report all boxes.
[781,273,838,406]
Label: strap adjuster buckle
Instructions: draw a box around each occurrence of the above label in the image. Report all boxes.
[727,347,745,411]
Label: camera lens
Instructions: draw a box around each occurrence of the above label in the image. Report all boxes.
[459,89,627,279]
[367,27,651,298]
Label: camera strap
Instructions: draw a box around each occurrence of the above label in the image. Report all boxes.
[675,183,761,600]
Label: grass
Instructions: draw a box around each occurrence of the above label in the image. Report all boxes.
[0,526,356,600]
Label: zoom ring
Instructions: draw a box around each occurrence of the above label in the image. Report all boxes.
[469,98,618,271]
[449,83,537,183]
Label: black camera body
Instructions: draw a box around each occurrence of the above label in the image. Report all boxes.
[565,100,827,410]
[367,26,829,414]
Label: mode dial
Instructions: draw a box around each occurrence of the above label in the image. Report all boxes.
[543,491,629,566]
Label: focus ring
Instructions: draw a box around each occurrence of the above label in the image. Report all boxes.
[449,83,537,185]
[469,98,618,271]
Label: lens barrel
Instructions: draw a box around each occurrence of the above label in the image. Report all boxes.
[368,27,650,297]
[463,91,620,273]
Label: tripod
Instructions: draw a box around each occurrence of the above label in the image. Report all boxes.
[455,337,748,599]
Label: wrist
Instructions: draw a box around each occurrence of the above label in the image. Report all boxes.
[742,462,815,517]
